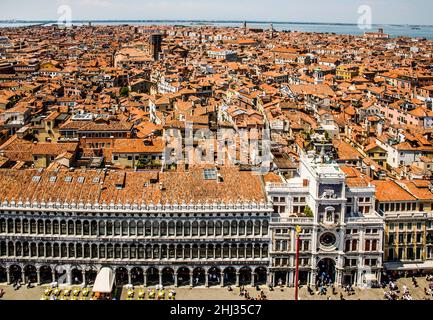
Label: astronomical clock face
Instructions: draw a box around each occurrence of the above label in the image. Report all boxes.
[319,231,339,251]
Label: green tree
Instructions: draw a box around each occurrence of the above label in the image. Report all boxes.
[120,87,129,97]
[304,206,313,218]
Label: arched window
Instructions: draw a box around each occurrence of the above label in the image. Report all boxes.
[152,221,159,236]
[122,221,128,236]
[207,244,214,258]
[176,245,183,259]
[138,245,144,259]
[325,207,335,224]
[176,221,183,236]
[246,244,253,258]
[8,242,14,256]
[207,221,214,236]
[68,221,74,235]
[84,244,90,258]
[161,245,168,259]
[254,244,260,258]
[137,221,144,236]
[99,221,106,236]
[215,244,222,258]
[184,221,191,236]
[37,220,44,234]
[192,221,198,236]
[60,221,67,235]
[0,219,5,233]
[83,221,89,235]
[168,221,175,236]
[130,245,136,259]
[38,243,44,257]
[160,221,167,236]
[30,219,37,234]
[15,219,22,233]
[99,245,106,258]
[215,221,222,236]
[106,221,113,236]
[114,221,121,236]
[60,243,67,257]
[122,244,128,259]
[169,245,175,259]
[68,243,75,257]
[23,219,29,233]
[238,244,245,258]
[76,244,82,257]
[145,221,152,236]
[52,220,59,234]
[53,243,59,257]
[231,221,238,236]
[246,221,253,235]
[130,221,136,236]
[200,221,206,236]
[230,244,237,258]
[223,221,230,236]
[45,243,52,257]
[239,221,246,236]
[107,244,114,258]
[76,221,82,235]
[114,244,121,258]
[199,245,206,258]
[0,241,6,256]
[153,245,160,259]
[254,221,261,235]
[184,244,191,258]
[90,221,96,235]
[192,245,199,259]
[45,220,52,235]
[223,244,229,258]
[23,242,29,256]
[91,244,98,258]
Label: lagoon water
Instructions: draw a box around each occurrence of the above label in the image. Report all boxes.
[1,20,433,39]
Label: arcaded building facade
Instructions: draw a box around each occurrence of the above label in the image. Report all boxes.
[0,166,272,287]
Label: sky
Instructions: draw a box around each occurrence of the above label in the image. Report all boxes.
[1,0,432,25]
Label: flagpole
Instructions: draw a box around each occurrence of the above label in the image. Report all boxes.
[295,225,301,301]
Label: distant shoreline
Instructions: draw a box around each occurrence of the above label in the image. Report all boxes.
[0,20,432,28]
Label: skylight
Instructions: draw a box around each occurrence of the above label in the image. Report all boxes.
[203,168,217,180]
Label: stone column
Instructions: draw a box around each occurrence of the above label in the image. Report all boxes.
[143,272,147,287]
[205,270,209,287]
[52,270,56,283]
[158,271,163,286]
[66,269,72,285]
[6,268,10,284]
[288,271,294,287]
[21,270,26,283]
[82,270,86,285]
[285,272,289,286]
[251,271,255,287]
[189,271,194,287]
[174,272,178,287]
[220,273,224,287]
[128,270,132,285]
[235,272,240,287]
[36,267,41,285]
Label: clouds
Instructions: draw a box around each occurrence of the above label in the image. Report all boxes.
[0,0,432,25]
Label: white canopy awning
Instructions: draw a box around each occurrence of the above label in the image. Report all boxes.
[364,273,377,281]
[92,267,115,293]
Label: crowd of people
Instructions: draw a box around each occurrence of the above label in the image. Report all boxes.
[238,286,267,301]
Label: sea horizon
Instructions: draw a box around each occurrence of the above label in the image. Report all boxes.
[1,19,433,39]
